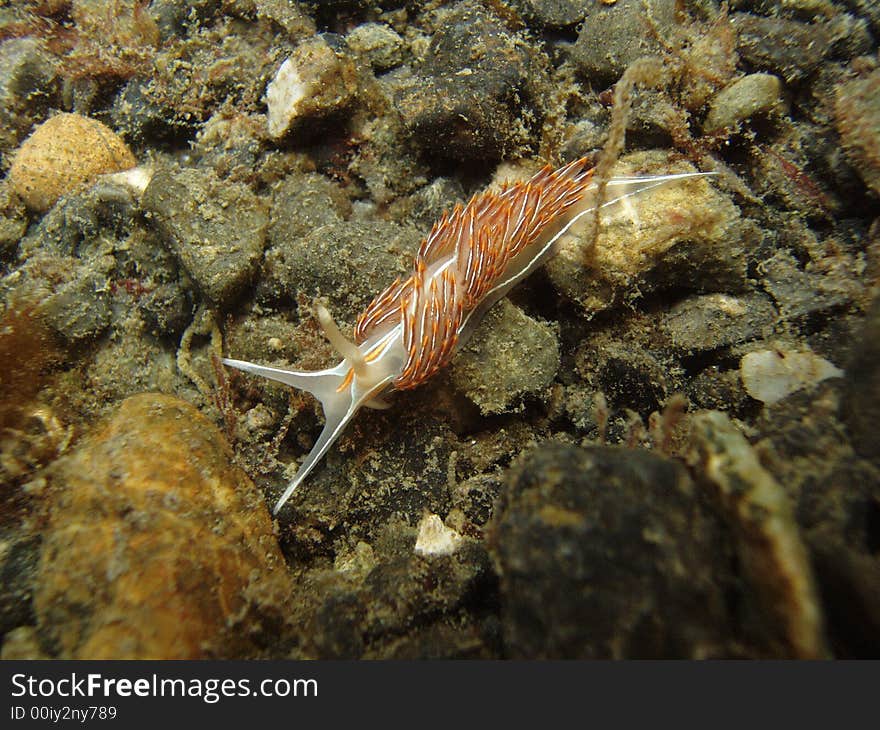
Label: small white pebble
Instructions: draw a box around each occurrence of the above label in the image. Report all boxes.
[414,513,463,557]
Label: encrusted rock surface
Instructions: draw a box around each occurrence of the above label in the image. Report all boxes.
[143,167,269,306]
[34,394,292,659]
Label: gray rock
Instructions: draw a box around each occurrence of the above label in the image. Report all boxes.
[0,533,39,638]
[571,0,677,82]
[732,13,832,83]
[268,172,350,246]
[842,296,880,464]
[760,250,855,319]
[0,38,59,156]
[143,167,268,306]
[39,268,113,342]
[491,443,735,658]
[451,299,560,415]
[394,0,549,162]
[662,292,777,353]
[258,218,421,321]
[509,0,588,27]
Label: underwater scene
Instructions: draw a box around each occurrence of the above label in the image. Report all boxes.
[0,0,878,659]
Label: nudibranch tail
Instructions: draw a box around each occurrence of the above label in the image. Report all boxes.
[225,157,715,513]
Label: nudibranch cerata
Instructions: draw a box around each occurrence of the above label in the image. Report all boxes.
[224,157,712,513]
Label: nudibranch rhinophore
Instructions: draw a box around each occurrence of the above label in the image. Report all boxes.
[224,157,712,513]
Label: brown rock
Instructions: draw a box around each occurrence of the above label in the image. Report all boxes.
[9,113,136,212]
[35,394,291,659]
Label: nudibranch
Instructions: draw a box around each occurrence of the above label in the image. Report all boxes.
[224,157,711,513]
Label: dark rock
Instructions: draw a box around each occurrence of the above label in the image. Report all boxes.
[257,219,421,320]
[268,172,350,246]
[835,68,880,196]
[760,250,855,319]
[842,296,880,464]
[279,414,455,549]
[143,167,268,306]
[111,79,197,146]
[509,0,588,27]
[0,533,40,639]
[661,292,777,353]
[39,268,113,342]
[491,443,735,658]
[0,38,59,157]
[732,13,833,83]
[571,0,677,82]
[748,383,880,656]
[394,0,549,162]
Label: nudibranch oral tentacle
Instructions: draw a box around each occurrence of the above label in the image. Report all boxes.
[223,157,714,514]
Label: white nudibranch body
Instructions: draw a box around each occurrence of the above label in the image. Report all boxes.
[223,157,714,513]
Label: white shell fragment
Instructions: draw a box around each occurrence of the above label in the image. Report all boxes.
[741,348,844,405]
[414,514,463,557]
[266,57,307,138]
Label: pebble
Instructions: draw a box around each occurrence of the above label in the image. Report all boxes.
[9,113,136,213]
[835,68,880,195]
[703,73,785,133]
[345,23,405,71]
[142,167,269,306]
[450,299,560,415]
[491,443,735,658]
[740,347,844,405]
[34,393,292,659]
[266,34,358,140]
[414,514,463,557]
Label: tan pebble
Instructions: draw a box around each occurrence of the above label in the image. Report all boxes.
[35,393,292,659]
[9,113,136,212]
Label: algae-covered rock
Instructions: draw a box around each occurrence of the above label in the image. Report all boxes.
[451,299,559,415]
[732,13,832,84]
[345,23,405,71]
[9,113,136,213]
[266,34,358,140]
[491,443,735,658]
[662,292,777,354]
[258,219,421,321]
[35,393,292,659]
[545,151,746,313]
[143,167,269,306]
[571,0,676,82]
[394,0,549,162]
[835,68,880,195]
